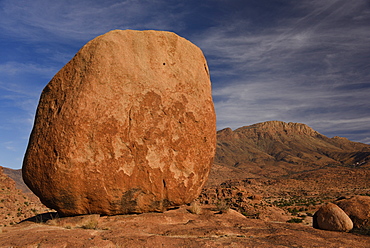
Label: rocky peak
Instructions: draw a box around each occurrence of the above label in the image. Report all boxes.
[241,121,320,137]
[215,121,370,177]
[217,127,235,141]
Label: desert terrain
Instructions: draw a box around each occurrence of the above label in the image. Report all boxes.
[1,121,370,247]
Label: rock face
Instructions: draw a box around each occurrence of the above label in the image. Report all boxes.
[22,30,216,216]
[313,202,353,232]
[336,195,370,230]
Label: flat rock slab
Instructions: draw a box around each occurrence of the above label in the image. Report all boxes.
[22,30,216,216]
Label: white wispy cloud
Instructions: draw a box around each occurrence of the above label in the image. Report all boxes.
[0,61,56,76]
[0,0,185,43]
[3,141,16,151]
[191,1,370,143]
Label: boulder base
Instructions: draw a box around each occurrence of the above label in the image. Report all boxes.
[22,30,216,216]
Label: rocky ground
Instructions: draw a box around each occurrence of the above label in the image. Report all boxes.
[201,165,370,228]
[1,121,370,247]
[1,164,370,247]
[1,205,370,248]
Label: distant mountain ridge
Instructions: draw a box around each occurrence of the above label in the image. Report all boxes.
[213,121,370,181]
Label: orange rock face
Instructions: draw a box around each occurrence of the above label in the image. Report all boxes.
[22,30,216,216]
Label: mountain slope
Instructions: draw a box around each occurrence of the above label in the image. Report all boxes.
[2,167,32,195]
[212,121,370,182]
[0,166,48,226]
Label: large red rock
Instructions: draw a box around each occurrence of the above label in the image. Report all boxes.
[336,195,370,230]
[22,30,216,216]
[313,202,353,232]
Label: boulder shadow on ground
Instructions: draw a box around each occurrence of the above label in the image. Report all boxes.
[21,212,59,224]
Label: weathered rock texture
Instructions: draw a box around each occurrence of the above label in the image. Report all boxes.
[313,202,353,232]
[22,30,216,216]
[336,195,370,230]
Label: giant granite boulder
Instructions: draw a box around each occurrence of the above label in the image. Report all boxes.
[22,30,216,216]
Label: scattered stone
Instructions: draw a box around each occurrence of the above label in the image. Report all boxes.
[22,30,216,216]
[313,202,353,232]
[336,195,370,230]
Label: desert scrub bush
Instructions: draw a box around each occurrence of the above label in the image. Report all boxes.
[359,193,367,196]
[81,219,99,230]
[79,215,100,230]
[351,226,370,236]
[35,212,59,224]
[273,199,294,207]
[189,201,202,215]
[216,200,229,213]
[273,197,321,208]
[287,208,299,215]
[287,218,303,223]
[242,212,260,219]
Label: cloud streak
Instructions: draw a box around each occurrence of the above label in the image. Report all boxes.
[0,61,56,76]
[192,1,370,143]
[0,0,186,43]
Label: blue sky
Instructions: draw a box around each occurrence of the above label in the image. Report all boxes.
[1,0,370,169]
